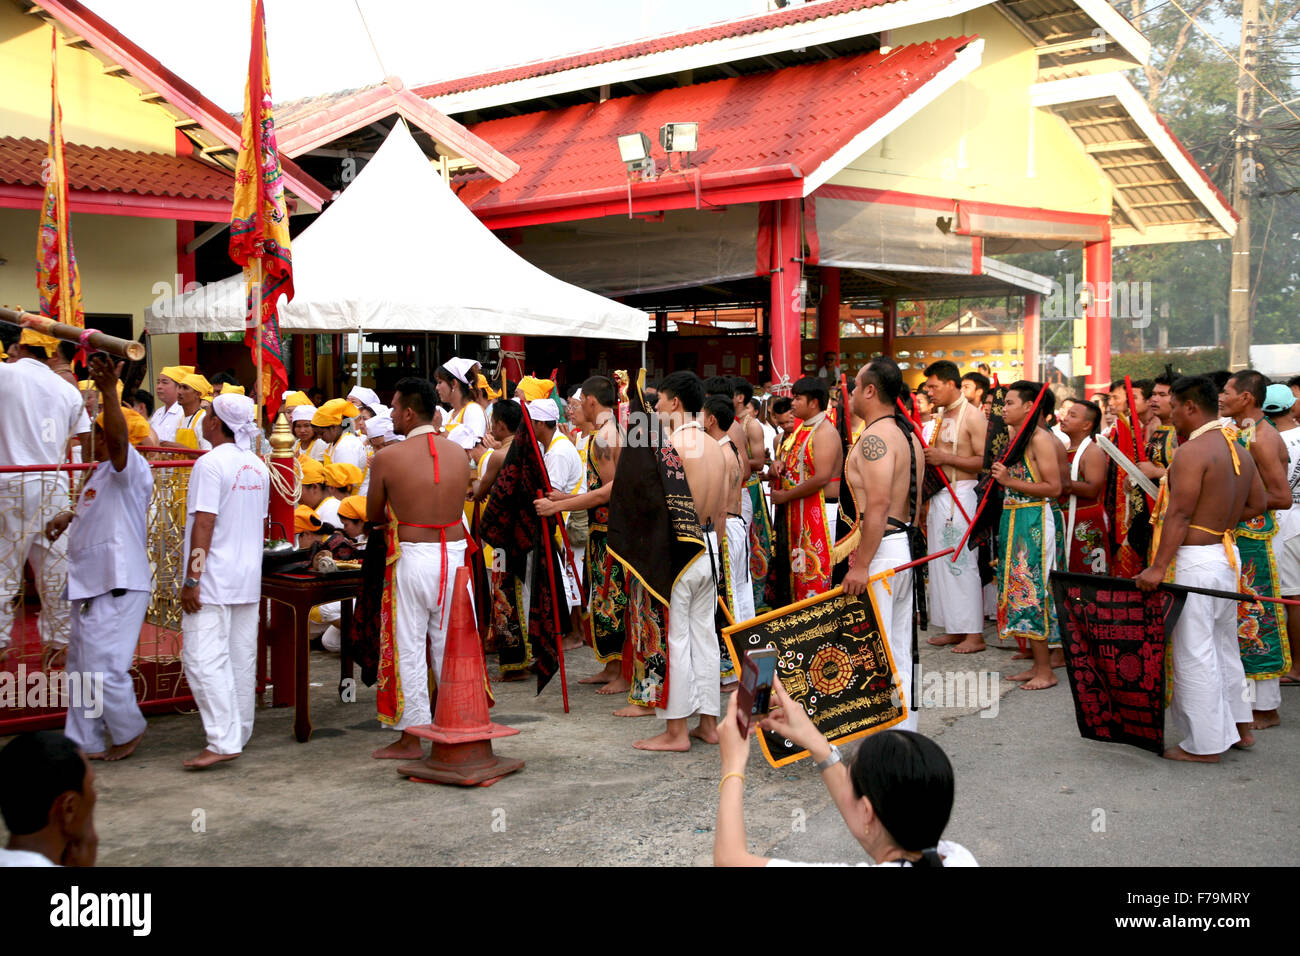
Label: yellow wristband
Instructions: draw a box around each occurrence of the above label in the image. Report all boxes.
[719,772,745,792]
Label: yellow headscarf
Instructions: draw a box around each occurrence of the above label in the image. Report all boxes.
[476,373,501,401]
[181,372,213,400]
[323,462,363,491]
[19,329,59,357]
[299,457,326,486]
[516,376,555,403]
[311,399,361,427]
[221,384,246,396]
[159,365,195,385]
[338,495,367,521]
[283,390,312,408]
[79,379,126,398]
[95,406,152,446]
[294,505,323,534]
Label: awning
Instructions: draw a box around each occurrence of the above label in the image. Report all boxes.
[1031,74,1238,245]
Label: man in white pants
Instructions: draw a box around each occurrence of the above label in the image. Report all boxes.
[634,371,728,752]
[701,394,754,671]
[921,361,988,654]
[841,358,924,731]
[0,334,89,666]
[180,393,269,770]
[46,357,154,761]
[1137,375,1264,761]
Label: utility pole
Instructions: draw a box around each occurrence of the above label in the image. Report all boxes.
[1228,0,1259,371]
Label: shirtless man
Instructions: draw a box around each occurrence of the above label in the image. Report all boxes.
[634,371,728,752]
[1058,400,1109,574]
[536,377,627,692]
[702,394,754,632]
[367,377,471,760]
[1138,375,1266,761]
[922,360,988,653]
[1220,370,1292,730]
[840,357,924,731]
[1139,378,1178,484]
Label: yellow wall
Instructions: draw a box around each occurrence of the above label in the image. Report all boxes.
[0,208,179,370]
[828,7,1111,216]
[0,2,177,152]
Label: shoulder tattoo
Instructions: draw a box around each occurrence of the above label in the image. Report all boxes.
[862,434,887,462]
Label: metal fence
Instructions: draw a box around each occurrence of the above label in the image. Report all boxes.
[0,455,199,734]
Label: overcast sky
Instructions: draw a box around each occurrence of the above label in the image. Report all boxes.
[82,0,769,109]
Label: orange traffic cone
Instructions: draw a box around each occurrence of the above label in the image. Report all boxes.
[399,566,524,787]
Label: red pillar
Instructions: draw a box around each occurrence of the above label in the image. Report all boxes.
[817,267,840,375]
[768,197,802,392]
[176,222,198,366]
[1023,292,1041,381]
[500,334,526,392]
[1083,239,1112,395]
[881,300,897,357]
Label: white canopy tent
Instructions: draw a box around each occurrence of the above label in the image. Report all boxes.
[147,120,648,341]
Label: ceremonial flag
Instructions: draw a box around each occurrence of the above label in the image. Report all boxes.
[230,0,292,420]
[480,416,565,697]
[722,585,905,768]
[1051,572,1186,754]
[36,30,83,329]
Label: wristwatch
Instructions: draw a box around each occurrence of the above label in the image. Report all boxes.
[183,577,201,589]
[814,744,843,772]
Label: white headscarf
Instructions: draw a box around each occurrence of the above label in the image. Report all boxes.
[291,404,317,424]
[444,357,478,386]
[527,399,559,422]
[367,417,395,441]
[212,393,261,451]
[348,385,380,409]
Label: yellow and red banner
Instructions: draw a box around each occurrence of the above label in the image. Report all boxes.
[36,29,83,329]
[230,0,292,418]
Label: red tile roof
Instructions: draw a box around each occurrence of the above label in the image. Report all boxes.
[458,38,974,218]
[414,0,899,99]
[0,137,233,201]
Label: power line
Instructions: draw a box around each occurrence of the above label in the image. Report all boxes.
[353,0,388,80]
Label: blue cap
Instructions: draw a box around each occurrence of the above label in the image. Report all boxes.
[1262,383,1295,414]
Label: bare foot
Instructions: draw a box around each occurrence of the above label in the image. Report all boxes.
[105,731,145,761]
[562,634,584,651]
[1019,673,1058,691]
[1049,649,1066,669]
[633,730,691,752]
[495,670,528,682]
[1009,650,1033,660]
[183,749,239,769]
[1233,724,1256,749]
[689,721,719,745]
[1164,745,1219,763]
[42,644,67,670]
[613,704,656,718]
[951,636,986,654]
[596,676,630,695]
[1250,710,1280,730]
[1007,669,1034,682]
[371,733,425,760]
[84,751,108,761]
[579,662,622,685]
[927,633,962,647]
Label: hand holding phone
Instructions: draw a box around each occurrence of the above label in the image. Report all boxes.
[734,647,778,738]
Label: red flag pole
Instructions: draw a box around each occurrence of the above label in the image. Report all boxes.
[895,398,973,525]
[253,256,264,428]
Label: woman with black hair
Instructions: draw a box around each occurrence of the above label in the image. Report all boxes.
[714,680,976,866]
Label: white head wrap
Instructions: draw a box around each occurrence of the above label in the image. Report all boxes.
[367,417,394,441]
[291,404,317,424]
[527,399,559,422]
[347,385,380,409]
[212,393,261,451]
[444,357,478,385]
[570,389,583,402]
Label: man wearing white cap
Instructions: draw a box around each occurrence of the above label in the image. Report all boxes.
[523,399,585,647]
[435,358,486,458]
[179,392,270,770]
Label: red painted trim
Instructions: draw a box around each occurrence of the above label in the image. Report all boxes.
[177,219,198,365]
[34,0,330,210]
[813,184,1109,227]
[0,184,233,221]
[804,195,820,265]
[478,175,803,231]
[970,236,982,275]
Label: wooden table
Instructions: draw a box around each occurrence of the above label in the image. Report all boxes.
[259,570,363,742]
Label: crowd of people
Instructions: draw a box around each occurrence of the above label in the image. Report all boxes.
[1,326,1297,863]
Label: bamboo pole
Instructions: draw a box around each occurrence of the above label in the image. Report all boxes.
[0,306,144,361]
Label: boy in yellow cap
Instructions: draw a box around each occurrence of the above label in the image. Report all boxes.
[162,372,213,451]
[312,399,366,471]
[151,365,194,443]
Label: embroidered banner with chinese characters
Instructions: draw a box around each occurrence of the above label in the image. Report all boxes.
[1051,571,1186,754]
[722,586,905,768]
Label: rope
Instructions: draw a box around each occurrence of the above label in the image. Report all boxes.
[261,448,302,506]
[352,0,389,78]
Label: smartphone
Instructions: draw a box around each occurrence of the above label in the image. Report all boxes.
[735,647,778,738]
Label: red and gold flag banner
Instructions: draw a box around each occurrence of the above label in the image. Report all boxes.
[36,29,83,329]
[230,0,292,418]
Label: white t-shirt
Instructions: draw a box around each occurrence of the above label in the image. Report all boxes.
[0,848,57,867]
[445,402,487,451]
[0,358,89,466]
[315,495,342,530]
[543,432,584,498]
[150,402,184,443]
[183,443,270,606]
[66,446,154,600]
[1278,426,1300,541]
[766,839,978,867]
[324,432,367,470]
